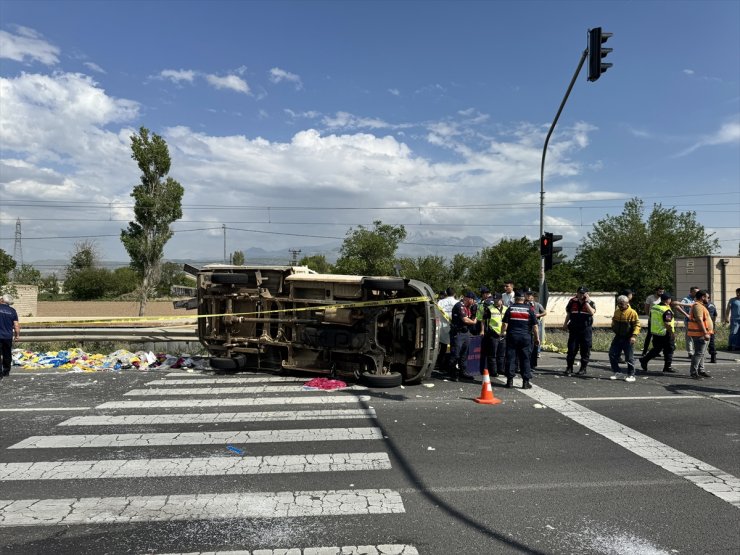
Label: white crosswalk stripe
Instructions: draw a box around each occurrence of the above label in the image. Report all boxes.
[97,395,371,409]
[9,427,383,449]
[0,372,405,551]
[0,452,391,480]
[0,488,405,526]
[58,408,377,426]
[157,546,419,555]
[124,385,368,396]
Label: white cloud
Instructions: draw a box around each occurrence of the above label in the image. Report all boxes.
[0,27,60,65]
[159,69,197,83]
[0,71,625,261]
[205,73,250,94]
[675,119,740,157]
[322,111,393,130]
[683,69,695,75]
[83,61,106,74]
[269,67,303,90]
[388,88,400,96]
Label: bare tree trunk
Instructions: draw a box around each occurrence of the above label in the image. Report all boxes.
[138,275,149,317]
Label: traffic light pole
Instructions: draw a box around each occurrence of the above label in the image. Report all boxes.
[539,47,588,308]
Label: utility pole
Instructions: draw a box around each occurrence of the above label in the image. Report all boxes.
[539,28,613,307]
[289,249,301,266]
[13,218,23,278]
[222,224,227,263]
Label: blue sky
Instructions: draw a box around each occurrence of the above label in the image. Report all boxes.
[0,0,738,268]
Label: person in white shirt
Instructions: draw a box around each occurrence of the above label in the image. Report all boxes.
[437,287,457,370]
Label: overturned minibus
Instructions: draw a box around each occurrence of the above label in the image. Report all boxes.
[192,265,440,386]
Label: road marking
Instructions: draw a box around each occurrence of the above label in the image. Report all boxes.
[96,395,371,409]
[503,378,740,508]
[0,452,391,480]
[124,385,367,396]
[145,377,312,385]
[59,408,377,426]
[157,546,419,555]
[0,488,405,527]
[8,427,383,449]
[567,395,704,401]
[0,407,90,412]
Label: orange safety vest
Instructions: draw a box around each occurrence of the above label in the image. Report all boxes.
[687,302,714,337]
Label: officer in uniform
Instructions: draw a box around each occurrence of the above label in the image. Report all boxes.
[563,286,596,376]
[448,291,477,382]
[478,291,506,377]
[501,290,539,389]
[639,292,676,373]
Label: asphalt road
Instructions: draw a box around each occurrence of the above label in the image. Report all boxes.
[0,350,738,554]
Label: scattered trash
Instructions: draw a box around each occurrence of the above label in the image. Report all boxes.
[226,445,244,455]
[533,403,545,409]
[422,383,435,388]
[546,524,555,530]
[303,377,348,390]
[11,348,207,373]
[400,385,405,389]
[427,446,436,451]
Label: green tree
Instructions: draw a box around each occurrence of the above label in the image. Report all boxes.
[299,254,334,274]
[467,237,540,293]
[334,221,407,276]
[12,264,42,286]
[0,249,16,286]
[397,255,451,293]
[68,240,99,271]
[231,250,245,265]
[121,127,184,316]
[574,198,719,306]
[64,268,111,300]
[109,267,141,297]
[546,260,582,293]
[39,273,60,299]
[155,261,191,296]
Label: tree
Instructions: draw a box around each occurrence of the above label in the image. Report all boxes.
[121,127,184,316]
[64,268,111,300]
[68,240,99,271]
[155,261,191,296]
[467,237,540,293]
[12,264,42,286]
[299,254,334,274]
[39,273,60,298]
[397,255,451,294]
[231,250,245,265]
[574,198,719,306]
[0,249,17,286]
[334,221,407,276]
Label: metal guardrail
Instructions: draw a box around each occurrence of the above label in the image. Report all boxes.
[19,327,198,343]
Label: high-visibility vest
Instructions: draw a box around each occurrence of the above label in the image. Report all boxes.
[478,301,504,335]
[688,302,714,337]
[650,304,674,336]
[488,305,504,335]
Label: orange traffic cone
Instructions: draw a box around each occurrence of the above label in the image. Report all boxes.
[474,369,502,405]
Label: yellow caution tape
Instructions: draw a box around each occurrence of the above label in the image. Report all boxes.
[25,295,435,327]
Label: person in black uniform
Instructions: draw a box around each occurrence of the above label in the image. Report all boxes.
[501,290,539,389]
[448,291,477,382]
[563,286,596,376]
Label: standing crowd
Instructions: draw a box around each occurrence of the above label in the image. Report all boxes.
[437,284,740,389]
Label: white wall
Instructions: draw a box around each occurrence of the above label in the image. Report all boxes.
[543,292,616,328]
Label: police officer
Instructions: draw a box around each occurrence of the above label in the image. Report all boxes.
[639,292,676,374]
[448,291,477,382]
[501,290,539,389]
[478,290,506,377]
[563,286,596,376]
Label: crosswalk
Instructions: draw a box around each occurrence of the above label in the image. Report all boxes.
[0,371,419,554]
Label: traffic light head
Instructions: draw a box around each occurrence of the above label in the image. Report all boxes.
[542,232,563,271]
[588,27,613,82]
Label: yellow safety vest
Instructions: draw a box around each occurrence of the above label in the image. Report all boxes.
[650,304,674,336]
[488,305,504,335]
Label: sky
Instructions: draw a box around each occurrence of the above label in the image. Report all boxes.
[0,0,738,271]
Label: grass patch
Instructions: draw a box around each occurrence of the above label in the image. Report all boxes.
[543,325,731,353]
